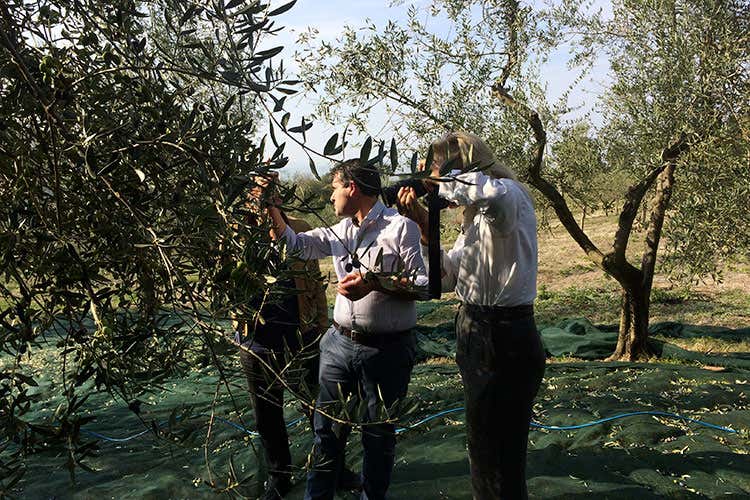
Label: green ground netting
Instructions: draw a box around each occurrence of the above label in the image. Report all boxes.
[3,313,749,499]
[416,316,750,370]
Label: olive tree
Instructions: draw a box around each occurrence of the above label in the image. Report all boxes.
[553,0,750,358]
[297,0,750,360]
[549,122,634,228]
[0,0,314,489]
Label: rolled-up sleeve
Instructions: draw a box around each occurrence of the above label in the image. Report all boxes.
[439,171,518,232]
[282,224,335,260]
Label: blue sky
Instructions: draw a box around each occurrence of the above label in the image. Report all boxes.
[264,0,610,177]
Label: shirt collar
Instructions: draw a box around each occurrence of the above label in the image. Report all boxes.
[351,200,386,228]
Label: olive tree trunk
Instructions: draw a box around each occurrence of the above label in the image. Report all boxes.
[609,161,677,360]
[611,283,652,360]
[481,0,687,361]
[493,73,686,360]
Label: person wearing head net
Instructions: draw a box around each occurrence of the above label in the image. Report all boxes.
[397,131,546,499]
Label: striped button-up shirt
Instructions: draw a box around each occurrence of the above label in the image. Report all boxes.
[282,201,427,334]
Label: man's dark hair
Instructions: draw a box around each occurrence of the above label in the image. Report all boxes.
[330,159,381,197]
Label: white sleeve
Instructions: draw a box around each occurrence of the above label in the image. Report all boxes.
[421,234,464,293]
[282,224,335,260]
[438,171,519,232]
[398,219,428,287]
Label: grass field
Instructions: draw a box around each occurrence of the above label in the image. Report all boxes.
[3,212,749,498]
[535,213,750,330]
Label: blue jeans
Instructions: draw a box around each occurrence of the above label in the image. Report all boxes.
[305,326,416,500]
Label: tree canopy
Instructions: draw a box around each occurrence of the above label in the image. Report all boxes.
[1,0,308,485]
[298,0,750,359]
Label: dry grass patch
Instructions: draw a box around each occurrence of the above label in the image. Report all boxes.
[656,337,750,354]
[423,356,455,365]
[537,212,750,329]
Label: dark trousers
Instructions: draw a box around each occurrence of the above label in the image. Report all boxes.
[240,337,339,486]
[456,304,546,500]
[305,326,417,500]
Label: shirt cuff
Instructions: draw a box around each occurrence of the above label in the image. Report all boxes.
[413,274,429,287]
[438,170,473,205]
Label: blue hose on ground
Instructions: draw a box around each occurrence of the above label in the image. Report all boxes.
[394,406,465,434]
[394,407,738,434]
[82,428,153,443]
[211,415,306,437]
[80,406,738,443]
[529,410,739,433]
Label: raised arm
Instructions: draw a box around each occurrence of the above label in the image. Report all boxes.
[438,170,520,233]
[259,174,336,260]
[275,218,338,261]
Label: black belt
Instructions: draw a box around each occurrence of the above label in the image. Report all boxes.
[462,303,534,320]
[332,321,410,346]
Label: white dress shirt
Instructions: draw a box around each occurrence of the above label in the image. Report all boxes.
[282,201,427,333]
[424,170,538,306]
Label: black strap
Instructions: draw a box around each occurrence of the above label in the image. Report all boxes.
[427,189,442,299]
